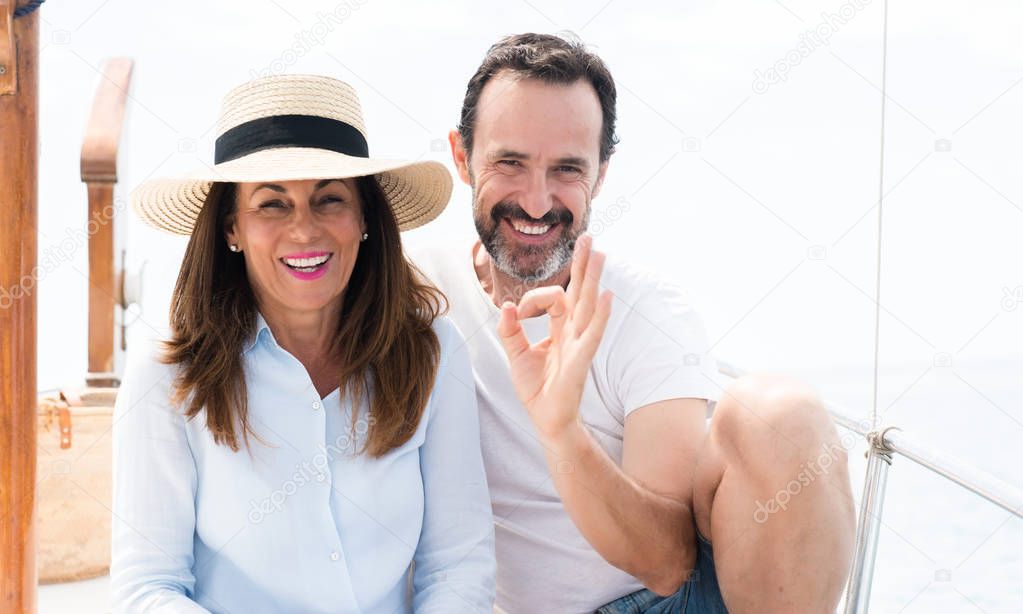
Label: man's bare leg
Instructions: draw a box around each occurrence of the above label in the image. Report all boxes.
[692,374,857,613]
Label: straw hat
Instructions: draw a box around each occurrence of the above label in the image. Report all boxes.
[131,74,452,235]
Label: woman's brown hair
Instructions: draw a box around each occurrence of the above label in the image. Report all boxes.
[160,176,445,457]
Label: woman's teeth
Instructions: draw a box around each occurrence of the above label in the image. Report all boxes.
[511,221,552,235]
[281,254,331,272]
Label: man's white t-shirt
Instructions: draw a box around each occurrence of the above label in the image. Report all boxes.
[411,239,721,614]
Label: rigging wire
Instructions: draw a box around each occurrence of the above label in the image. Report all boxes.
[871,0,891,430]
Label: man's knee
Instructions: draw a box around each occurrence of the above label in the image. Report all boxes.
[712,373,843,468]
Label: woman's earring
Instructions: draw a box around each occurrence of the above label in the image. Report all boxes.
[361,233,368,242]
[229,244,240,253]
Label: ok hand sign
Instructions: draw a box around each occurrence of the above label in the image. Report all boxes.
[497,234,613,441]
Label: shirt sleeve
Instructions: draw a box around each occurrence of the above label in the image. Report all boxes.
[110,342,211,614]
[607,282,721,418]
[412,318,497,612]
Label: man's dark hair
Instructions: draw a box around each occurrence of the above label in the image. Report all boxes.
[457,32,619,163]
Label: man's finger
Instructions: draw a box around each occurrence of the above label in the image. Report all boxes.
[573,248,606,332]
[497,301,530,360]
[579,289,613,354]
[518,286,568,318]
[518,286,568,342]
[565,233,592,310]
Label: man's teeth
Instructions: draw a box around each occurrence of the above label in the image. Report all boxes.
[282,254,330,269]
[511,221,552,235]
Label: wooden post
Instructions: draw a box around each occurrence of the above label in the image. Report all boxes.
[0,1,39,612]
[81,58,132,387]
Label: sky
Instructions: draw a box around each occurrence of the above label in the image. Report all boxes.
[28,0,1023,426]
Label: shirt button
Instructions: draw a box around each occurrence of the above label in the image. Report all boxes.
[329,551,340,561]
[312,401,322,410]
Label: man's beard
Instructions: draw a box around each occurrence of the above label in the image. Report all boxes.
[473,196,590,285]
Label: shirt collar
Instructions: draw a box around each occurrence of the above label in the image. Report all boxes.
[242,310,272,355]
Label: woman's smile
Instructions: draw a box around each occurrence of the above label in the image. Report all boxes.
[279,250,334,280]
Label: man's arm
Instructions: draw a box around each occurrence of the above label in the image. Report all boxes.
[496,234,714,595]
[539,397,707,595]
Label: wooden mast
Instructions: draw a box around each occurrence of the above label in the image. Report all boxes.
[82,57,132,387]
[0,1,40,612]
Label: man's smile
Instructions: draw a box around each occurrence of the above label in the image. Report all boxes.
[504,217,561,243]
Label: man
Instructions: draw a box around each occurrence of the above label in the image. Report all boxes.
[412,33,856,613]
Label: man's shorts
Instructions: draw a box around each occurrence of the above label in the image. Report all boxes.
[594,530,728,613]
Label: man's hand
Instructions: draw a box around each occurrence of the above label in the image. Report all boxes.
[496,234,613,441]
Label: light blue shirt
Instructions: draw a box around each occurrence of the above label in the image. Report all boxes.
[110,313,496,613]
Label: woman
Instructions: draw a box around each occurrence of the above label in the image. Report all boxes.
[111,74,495,613]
